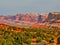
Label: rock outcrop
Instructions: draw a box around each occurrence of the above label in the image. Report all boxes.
[44,12,60,28]
[45,12,60,22]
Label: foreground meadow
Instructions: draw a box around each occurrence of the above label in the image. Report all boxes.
[0,25,60,45]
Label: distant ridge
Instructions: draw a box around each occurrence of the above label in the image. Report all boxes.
[0,12,60,28]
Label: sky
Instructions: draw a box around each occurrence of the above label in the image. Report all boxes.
[0,0,60,15]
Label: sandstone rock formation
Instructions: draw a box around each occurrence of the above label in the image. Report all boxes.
[44,12,60,28]
[45,12,60,22]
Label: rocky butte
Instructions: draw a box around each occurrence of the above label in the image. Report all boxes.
[44,12,60,28]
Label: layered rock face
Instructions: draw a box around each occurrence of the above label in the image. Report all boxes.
[45,12,60,22]
[44,12,60,28]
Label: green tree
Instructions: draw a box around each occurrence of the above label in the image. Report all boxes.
[26,38,32,45]
[37,37,42,43]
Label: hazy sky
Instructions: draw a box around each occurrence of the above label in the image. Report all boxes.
[0,0,60,15]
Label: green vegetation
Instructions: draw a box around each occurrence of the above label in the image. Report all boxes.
[0,27,60,45]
